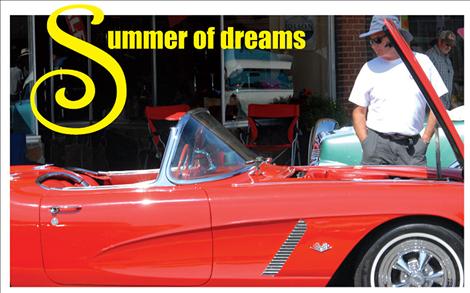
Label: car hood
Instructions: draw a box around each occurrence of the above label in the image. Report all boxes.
[384,19,464,166]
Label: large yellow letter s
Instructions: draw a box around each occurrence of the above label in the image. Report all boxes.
[30,4,127,135]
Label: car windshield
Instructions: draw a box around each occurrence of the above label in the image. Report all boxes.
[168,109,257,182]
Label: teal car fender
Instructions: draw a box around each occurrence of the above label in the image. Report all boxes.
[318,119,464,168]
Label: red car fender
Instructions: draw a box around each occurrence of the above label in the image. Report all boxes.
[204,179,462,286]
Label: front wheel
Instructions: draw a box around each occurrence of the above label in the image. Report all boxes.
[354,223,464,287]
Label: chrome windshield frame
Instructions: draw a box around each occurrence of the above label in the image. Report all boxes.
[156,108,255,186]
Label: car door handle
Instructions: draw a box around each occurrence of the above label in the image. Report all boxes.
[50,205,82,215]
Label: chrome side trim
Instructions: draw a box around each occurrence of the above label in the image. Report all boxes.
[262,219,307,276]
[155,126,179,187]
[100,169,160,176]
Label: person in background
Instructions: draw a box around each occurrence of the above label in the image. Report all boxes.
[426,30,456,110]
[10,48,30,102]
[226,93,243,121]
[349,16,448,166]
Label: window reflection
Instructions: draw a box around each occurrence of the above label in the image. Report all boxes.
[223,16,332,124]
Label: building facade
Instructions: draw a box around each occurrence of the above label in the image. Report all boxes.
[10,15,464,169]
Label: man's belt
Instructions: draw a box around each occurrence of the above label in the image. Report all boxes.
[369,128,420,145]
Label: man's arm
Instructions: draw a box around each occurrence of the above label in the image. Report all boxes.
[421,112,437,144]
[352,106,368,143]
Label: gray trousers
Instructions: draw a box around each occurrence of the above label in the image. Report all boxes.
[361,129,428,166]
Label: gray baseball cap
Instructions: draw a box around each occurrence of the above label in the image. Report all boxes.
[360,15,413,42]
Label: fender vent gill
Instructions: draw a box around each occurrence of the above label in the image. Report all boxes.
[262,219,307,276]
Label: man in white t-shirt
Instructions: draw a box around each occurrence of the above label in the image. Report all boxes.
[349,16,448,166]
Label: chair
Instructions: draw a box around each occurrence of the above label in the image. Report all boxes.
[246,104,300,165]
[144,104,190,167]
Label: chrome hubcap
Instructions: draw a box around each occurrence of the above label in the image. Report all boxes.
[375,237,460,287]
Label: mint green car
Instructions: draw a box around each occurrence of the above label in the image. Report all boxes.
[313,110,464,168]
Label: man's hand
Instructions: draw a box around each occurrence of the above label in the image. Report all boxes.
[352,106,368,143]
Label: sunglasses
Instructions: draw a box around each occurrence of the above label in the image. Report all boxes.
[369,35,385,46]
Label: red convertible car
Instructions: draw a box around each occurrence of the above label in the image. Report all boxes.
[11,20,463,287]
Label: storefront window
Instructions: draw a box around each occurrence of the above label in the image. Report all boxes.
[224,49,295,119]
[222,16,333,125]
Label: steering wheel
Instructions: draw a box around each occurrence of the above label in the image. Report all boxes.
[176,144,191,179]
[37,171,90,188]
[66,167,110,182]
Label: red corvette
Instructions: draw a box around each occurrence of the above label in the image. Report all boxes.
[11,20,463,287]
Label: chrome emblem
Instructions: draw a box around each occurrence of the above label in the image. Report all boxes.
[311,242,332,253]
